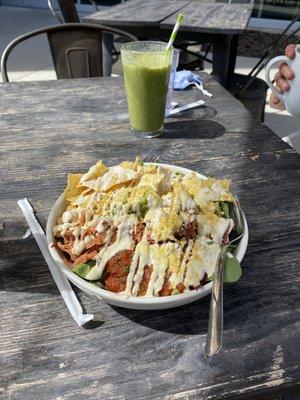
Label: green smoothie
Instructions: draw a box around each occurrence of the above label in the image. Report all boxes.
[122,54,171,132]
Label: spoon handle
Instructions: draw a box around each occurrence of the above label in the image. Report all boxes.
[205,249,226,358]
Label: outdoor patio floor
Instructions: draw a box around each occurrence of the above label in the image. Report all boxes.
[1,5,299,141]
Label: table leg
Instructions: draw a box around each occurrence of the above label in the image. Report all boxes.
[102,32,113,77]
[212,34,239,88]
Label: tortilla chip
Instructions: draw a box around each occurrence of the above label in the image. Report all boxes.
[182,172,202,197]
[120,161,135,170]
[82,165,138,192]
[143,165,158,174]
[106,180,134,193]
[63,174,84,200]
[138,173,164,192]
[81,188,94,196]
[120,157,144,171]
[66,195,78,203]
[81,161,108,183]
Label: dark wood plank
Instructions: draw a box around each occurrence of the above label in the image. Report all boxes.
[0,75,299,400]
[161,2,253,34]
[84,0,190,27]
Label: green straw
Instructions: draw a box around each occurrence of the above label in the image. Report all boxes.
[166,13,184,50]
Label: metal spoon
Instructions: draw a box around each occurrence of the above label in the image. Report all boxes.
[205,197,245,358]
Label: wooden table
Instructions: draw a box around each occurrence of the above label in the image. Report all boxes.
[1,75,299,399]
[84,0,253,87]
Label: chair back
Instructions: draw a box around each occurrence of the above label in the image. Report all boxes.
[1,23,137,82]
[56,0,80,23]
[48,27,102,78]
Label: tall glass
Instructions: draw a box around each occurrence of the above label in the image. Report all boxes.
[165,48,180,117]
[121,41,173,139]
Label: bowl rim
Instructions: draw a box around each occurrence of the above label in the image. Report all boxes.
[46,162,249,306]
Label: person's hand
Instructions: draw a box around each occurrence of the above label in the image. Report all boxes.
[269,44,296,109]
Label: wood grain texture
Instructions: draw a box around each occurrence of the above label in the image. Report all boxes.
[0,75,299,400]
[84,0,190,27]
[161,2,253,34]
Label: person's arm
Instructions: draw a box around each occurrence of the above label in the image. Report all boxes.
[269,44,296,110]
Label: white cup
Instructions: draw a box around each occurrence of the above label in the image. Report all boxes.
[265,45,300,117]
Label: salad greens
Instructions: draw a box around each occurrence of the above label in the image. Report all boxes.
[72,261,96,279]
[139,195,148,218]
[220,201,230,219]
[224,253,242,282]
[207,247,242,283]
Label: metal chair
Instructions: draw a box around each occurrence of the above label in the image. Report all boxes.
[48,0,82,23]
[54,0,80,22]
[48,0,124,24]
[1,23,137,82]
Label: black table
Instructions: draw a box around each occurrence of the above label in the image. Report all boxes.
[84,0,253,87]
[1,75,299,399]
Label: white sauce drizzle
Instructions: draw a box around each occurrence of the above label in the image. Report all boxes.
[53,222,72,236]
[70,225,92,256]
[72,235,93,256]
[212,218,234,244]
[131,240,150,296]
[80,164,99,182]
[175,189,195,212]
[152,243,172,296]
[62,209,78,224]
[124,237,145,295]
[95,217,111,233]
[183,238,221,288]
[85,215,137,280]
[144,246,159,297]
[180,240,193,278]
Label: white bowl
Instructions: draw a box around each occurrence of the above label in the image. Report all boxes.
[46,163,249,310]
